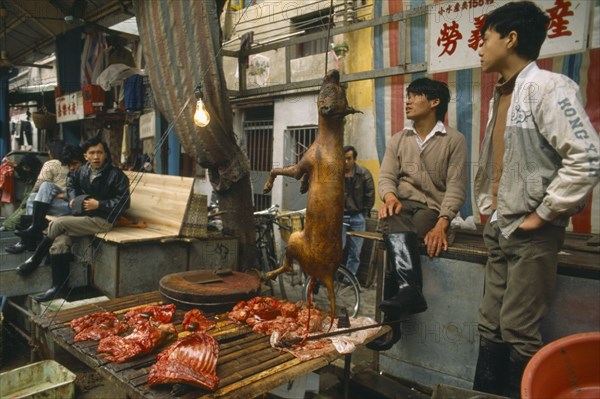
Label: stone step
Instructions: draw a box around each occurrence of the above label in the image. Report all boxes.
[0,261,89,297]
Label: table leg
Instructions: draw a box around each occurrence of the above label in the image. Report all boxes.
[343,353,351,399]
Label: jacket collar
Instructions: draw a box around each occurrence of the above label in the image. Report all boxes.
[514,61,539,82]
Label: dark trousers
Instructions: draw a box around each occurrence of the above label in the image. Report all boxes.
[380,200,439,238]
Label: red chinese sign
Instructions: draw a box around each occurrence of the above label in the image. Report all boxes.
[429,0,590,73]
[546,0,573,38]
[438,21,463,56]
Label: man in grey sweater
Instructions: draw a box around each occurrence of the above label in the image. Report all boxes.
[368,77,467,351]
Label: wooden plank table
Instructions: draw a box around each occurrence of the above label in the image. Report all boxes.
[33,291,388,399]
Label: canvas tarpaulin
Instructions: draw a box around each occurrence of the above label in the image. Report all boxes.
[134,0,249,191]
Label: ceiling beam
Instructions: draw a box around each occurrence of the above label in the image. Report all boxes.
[8,1,60,37]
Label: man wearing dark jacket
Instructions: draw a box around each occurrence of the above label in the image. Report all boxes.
[343,145,375,276]
[17,136,130,302]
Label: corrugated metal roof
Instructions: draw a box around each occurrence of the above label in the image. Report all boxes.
[0,0,134,68]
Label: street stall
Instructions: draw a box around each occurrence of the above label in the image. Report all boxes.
[33,291,389,399]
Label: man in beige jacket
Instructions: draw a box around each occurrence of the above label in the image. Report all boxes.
[368,77,467,351]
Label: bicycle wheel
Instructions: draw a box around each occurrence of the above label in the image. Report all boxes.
[302,266,361,318]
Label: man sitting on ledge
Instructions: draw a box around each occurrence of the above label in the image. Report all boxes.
[369,78,468,351]
[17,136,130,302]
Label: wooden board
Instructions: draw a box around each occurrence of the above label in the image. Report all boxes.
[98,172,195,244]
[33,291,388,399]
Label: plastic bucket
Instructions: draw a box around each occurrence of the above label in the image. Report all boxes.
[522,332,600,399]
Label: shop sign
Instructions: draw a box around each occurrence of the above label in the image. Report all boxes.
[428,0,592,73]
[56,92,84,123]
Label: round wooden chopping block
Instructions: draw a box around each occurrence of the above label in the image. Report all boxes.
[159,270,260,312]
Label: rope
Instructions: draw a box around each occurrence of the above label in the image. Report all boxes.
[324,0,335,75]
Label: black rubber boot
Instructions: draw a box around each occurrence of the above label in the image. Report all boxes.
[16,237,53,275]
[367,270,401,351]
[15,201,49,239]
[33,253,72,302]
[379,232,428,316]
[472,337,510,395]
[506,348,531,399]
[17,215,33,231]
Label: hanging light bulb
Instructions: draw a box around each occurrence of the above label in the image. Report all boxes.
[194,98,210,127]
[193,84,210,127]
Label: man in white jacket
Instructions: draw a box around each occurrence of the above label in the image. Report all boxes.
[473,2,600,397]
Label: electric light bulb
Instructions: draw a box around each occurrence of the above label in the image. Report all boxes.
[194,99,210,127]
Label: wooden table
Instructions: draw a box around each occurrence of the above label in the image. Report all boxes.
[33,291,388,399]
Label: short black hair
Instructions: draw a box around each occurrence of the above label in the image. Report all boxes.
[16,153,42,183]
[60,144,84,165]
[407,78,451,122]
[343,145,357,159]
[480,1,550,61]
[46,140,65,160]
[82,136,111,159]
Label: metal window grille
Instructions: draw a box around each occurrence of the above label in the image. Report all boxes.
[280,126,317,211]
[290,10,332,59]
[244,120,273,171]
[284,126,317,165]
[244,119,274,211]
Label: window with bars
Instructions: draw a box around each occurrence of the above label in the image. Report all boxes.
[281,126,317,210]
[244,119,274,211]
[290,10,333,59]
[284,126,318,165]
[244,120,273,171]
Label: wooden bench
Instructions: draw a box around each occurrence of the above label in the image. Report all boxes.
[66,171,238,298]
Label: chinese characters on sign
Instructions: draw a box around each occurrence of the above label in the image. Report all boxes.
[428,0,591,73]
[438,21,463,56]
[56,92,84,123]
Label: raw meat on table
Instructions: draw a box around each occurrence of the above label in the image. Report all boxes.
[182,309,215,333]
[70,312,128,342]
[97,321,176,363]
[123,304,176,327]
[148,332,220,391]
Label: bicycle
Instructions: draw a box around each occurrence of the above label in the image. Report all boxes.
[277,211,361,318]
[254,205,289,298]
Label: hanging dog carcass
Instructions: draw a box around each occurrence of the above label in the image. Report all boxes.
[263,70,360,328]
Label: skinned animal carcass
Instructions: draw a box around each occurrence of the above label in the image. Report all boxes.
[263,70,359,329]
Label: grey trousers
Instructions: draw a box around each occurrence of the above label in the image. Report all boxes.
[47,216,112,255]
[477,218,565,357]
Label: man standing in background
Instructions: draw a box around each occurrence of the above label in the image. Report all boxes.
[342,145,375,277]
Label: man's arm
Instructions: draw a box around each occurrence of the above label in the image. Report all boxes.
[525,78,600,229]
[98,169,131,214]
[438,134,468,220]
[378,134,404,219]
[363,168,375,216]
[424,134,468,256]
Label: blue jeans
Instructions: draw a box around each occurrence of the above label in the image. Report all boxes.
[26,181,70,216]
[342,213,366,276]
